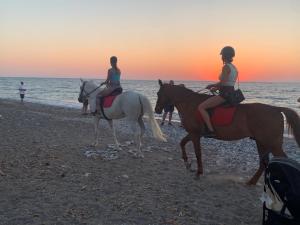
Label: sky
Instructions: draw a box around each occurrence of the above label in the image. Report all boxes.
[1,0,299,81]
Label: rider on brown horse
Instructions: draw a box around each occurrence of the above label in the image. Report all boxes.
[198,46,238,138]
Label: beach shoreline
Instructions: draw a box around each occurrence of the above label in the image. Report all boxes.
[0,98,299,225]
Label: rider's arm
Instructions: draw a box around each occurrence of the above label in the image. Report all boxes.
[206,65,231,90]
[206,82,220,89]
[102,69,111,85]
[219,64,231,85]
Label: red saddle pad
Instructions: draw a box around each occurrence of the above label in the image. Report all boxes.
[103,95,117,108]
[196,106,237,126]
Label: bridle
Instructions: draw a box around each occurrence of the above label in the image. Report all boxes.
[78,81,103,101]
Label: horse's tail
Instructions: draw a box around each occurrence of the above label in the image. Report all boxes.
[278,107,300,147]
[139,95,167,142]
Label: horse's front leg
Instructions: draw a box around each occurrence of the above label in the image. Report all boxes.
[93,116,100,146]
[108,120,121,150]
[190,133,203,178]
[180,134,192,170]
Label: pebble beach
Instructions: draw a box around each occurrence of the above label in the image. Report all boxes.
[0,98,299,225]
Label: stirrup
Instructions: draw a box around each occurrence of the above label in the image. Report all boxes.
[203,130,217,138]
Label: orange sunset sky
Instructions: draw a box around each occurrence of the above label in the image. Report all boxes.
[1,0,299,81]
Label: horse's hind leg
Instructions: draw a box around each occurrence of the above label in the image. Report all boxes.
[247,141,269,185]
[190,133,203,177]
[138,116,145,140]
[129,120,144,158]
[108,120,121,150]
[180,134,192,170]
[247,140,287,185]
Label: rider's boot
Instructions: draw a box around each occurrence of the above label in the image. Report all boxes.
[203,125,217,138]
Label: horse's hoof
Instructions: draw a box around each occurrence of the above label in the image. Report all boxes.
[193,175,200,180]
[138,154,144,159]
[132,152,144,159]
[128,149,135,154]
[246,181,257,186]
[135,151,144,158]
[185,162,192,170]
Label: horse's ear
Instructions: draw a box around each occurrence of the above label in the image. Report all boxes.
[80,78,84,83]
[158,79,163,86]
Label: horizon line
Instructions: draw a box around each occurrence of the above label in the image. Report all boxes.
[1,75,300,83]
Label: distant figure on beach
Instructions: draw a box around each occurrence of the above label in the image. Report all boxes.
[298,97,300,103]
[18,81,26,103]
[81,98,89,115]
[198,46,238,137]
[178,84,185,127]
[161,80,175,126]
[94,56,122,113]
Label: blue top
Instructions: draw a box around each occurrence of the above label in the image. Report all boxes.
[110,70,120,82]
[108,68,121,86]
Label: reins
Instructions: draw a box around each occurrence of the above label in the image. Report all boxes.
[197,88,210,94]
[168,86,210,105]
[80,81,103,98]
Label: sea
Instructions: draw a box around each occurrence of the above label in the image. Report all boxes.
[0,77,299,120]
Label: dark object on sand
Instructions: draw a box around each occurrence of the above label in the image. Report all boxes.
[297,97,300,103]
[262,157,300,225]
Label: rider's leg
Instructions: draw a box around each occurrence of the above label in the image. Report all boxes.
[168,111,173,125]
[96,88,109,112]
[161,111,167,125]
[95,93,101,113]
[198,96,225,132]
[89,97,97,114]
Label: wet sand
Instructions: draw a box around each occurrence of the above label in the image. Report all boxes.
[1,98,298,225]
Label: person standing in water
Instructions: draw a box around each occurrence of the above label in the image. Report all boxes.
[18,81,26,103]
[94,56,121,113]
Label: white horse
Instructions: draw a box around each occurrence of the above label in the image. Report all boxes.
[78,79,166,157]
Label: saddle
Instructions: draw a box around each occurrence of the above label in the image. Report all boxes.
[196,104,237,126]
[101,87,123,108]
[98,87,123,120]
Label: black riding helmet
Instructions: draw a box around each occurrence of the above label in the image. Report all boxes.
[220,46,235,59]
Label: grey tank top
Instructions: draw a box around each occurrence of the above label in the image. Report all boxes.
[219,63,238,87]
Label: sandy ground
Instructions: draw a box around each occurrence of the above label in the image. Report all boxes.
[1,98,298,225]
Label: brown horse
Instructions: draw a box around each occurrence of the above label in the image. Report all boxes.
[155,80,300,185]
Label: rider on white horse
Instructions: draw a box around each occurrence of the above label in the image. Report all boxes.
[94,56,121,113]
[79,78,166,157]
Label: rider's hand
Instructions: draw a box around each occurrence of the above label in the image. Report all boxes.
[210,86,218,92]
[206,84,213,89]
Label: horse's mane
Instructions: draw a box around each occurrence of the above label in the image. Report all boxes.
[166,84,210,99]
